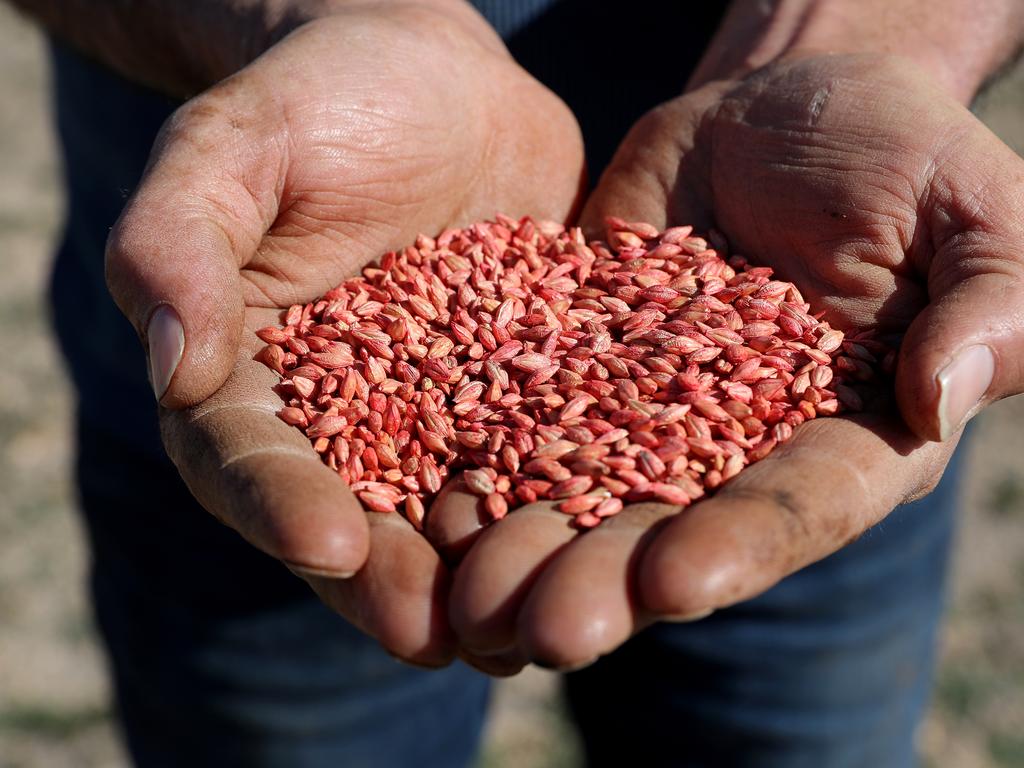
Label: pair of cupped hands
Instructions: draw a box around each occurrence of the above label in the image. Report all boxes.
[106,4,1024,673]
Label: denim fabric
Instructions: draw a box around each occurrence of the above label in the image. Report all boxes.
[565,451,959,768]
[48,1,957,765]
[77,414,491,768]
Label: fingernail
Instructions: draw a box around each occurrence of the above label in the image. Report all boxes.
[936,344,994,441]
[532,655,599,673]
[553,656,599,673]
[285,562,356,580]
[385,650,451,670]
[147,305,185,401]
[463,642,518,658]
[458,649,528,677]
[662,607,714,623]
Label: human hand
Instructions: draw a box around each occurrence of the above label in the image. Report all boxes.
[435,53,1024,672]
[104,3,584,665]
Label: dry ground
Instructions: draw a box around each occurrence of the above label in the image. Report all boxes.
[1,5,1024,766]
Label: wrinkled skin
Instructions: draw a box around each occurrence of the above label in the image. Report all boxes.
[433,54,1024,673]
[105,5,585,666]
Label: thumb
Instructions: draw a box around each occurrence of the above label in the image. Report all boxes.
[105,93,278,408]
[896,133,1024,442]
[578,104,693,237]
[895,267,1024,441]
[578,86,729,236]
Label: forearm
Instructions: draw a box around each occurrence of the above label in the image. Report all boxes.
[691,0,1024,104]
[7,0,475,97]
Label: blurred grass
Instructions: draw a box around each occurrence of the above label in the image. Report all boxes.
[989,730,1024,768]
[987,474,1024,519]
[0,706,111,741]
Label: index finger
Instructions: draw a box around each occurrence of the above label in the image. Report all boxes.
[637,408,958,618]
[160,307,369,577]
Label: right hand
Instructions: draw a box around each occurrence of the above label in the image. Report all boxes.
[104,2,585,666]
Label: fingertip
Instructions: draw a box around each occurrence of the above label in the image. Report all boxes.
[896,338,996,443]
[894,339,943,442]
[106,210,247,409]
[424,481,489,565]
[278,519,370,581]
[338,517,458,667]
[449,504,576,654]
[261,490,372,579]
[457,648,528,678]
[934,343,994,440]
[517,609,607,671]
[636,506,752,619]
[210,449,372,577]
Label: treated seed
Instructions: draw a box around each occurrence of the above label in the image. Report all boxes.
[532,440,579,460]
[557,494,604,514]
[548,476,594,499]
[522,458,573,482]
[560,395,592,421]
[594,497,624,518]
[484,493,509,520]
[649,483,690,505]
[464,468,496,496]
[277,407,308,428]
[358,491,396,513]
[257,216,883,529]
[405,494,425,530]
[419,462,442,494]
[307,415,346,438]
[637,450,667,480]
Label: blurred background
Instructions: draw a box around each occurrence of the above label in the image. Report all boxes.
[2,4,1024,767]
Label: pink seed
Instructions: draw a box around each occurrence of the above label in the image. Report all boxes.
[594,497,624,518]
[484,493,509,520]
[557,494,604,514]
[649,483,690,505]
[358,491,396,513]
[463,468,496,496]
[405,492,425,530]
[277,407,308,428]
[548,475,594,499]
[256,217,883,528]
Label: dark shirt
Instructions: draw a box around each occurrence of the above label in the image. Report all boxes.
[48,0,728,458]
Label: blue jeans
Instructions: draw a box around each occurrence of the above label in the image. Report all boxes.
[77,413,959,768]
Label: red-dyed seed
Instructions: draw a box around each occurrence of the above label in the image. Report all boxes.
[419,462,442,494]
[557,494,604,514]
[358,491,397,513]
[463,468,496,496]
[484,493,508,520]
[548,475,594,499]
[257,217,883,529]
[405,494,425,530]
[649,482,690,505]
[593,497,624,518]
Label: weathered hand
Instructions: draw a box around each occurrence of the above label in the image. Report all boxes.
[436,53,1024,672]
[105,4,584,665]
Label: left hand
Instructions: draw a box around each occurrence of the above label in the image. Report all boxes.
[106,4,585,667]
[431,53,1024,673]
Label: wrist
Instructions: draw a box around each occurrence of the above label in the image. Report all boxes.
[691,0,1024,105]
[253,1,495,80]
